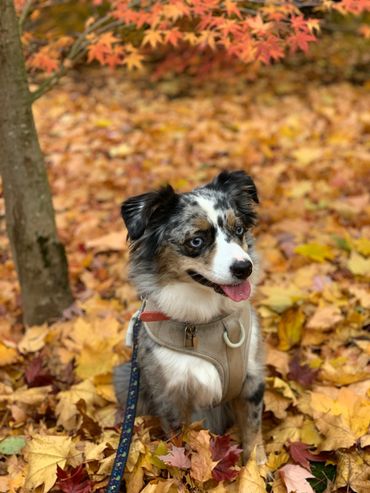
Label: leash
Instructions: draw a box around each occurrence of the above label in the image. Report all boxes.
[107,300,146,493]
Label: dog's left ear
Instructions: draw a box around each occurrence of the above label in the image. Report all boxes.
[210,170,259,226]
[211,170,259,204]
[121,185,178,241]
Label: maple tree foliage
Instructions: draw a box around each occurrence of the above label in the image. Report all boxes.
[15,0,370,99]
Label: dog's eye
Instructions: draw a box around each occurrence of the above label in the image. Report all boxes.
[235,226,244,237]
[189,237,204,248]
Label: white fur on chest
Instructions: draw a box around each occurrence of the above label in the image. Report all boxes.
[153,346,223,408]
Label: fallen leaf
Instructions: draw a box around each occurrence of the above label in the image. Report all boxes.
[295,243,335,263]
[0,437,26,455]
[307,305,342,329]
[278,307,305,351]
[210,435,242,482]
[259,286,304,313]
[56,464,92,493]
[158,446,191,469]
[288,353,317,387]
[279,464,315,493]
[288,441,326,471]
[238,456,266,492]
[18,325,48,353]
[348,251,370,276]
[24,435,73,492]
[187,429,217,482]
[0,343,19,366]
[86,232,124,252]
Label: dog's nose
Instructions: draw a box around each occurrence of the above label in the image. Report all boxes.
[230,260,253,280]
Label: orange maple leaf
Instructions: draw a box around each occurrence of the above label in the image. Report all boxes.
[28,49,59,74]
[142,30,163,48]
[124,51,145,70]
[197,30,218,50]
[224,0,242,18]
[163,29,183,47]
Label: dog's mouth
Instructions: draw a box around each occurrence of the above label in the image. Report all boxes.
[187,270,251,302]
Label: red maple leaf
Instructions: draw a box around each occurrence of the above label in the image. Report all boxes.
[210,435,242,482]
[291,15,307,32]
[56,465,92,493]
[25,355,53,388]
[287,31,316,53]
[256,36,284,64]
[288,353,318,387]
[288,441,328,471]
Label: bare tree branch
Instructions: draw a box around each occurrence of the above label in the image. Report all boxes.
[18,0,34,31]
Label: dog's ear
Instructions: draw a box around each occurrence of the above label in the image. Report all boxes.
[210,171,259,226]
[121,185,178,241]
[211,170,259,204]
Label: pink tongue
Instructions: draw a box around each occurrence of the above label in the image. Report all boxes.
[220,280,251,302]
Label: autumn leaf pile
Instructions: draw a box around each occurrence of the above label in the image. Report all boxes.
[0,36,370,492]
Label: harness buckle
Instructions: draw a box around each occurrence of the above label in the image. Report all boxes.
[184,324,198,348]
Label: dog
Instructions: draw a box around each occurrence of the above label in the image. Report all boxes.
[114,170,265,464]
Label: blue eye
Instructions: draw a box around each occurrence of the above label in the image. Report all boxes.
[190,237,204,248]
[235,226,244,237]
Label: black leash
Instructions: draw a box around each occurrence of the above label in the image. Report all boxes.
[107,301,145,492]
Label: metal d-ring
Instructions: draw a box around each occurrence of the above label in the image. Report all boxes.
[223,321,246,348]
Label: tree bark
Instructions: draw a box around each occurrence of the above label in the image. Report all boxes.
[0,0,73,325]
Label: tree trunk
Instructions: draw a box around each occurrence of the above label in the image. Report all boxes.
[0,0,73,325]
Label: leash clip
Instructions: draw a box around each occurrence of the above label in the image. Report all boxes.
[184,323,198,348]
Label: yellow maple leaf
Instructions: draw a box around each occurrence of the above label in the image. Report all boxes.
[295,242,335,263]
[56,379,104,430]
[24,435,72,492]
[267,377,297,404]
[267,450,290,472]
[267,416,303,453]
[348,251,370,276]
[300,419,321,446]
[183,32,198,45]
[197,30,218,50]
[0,343,19,366]
[310,388,370,450]
[259,285,304,313]
[264,389,290,419]
[124,51,144,70]
[76,339,120,379]
[335,450,370,492]
[142,30,163,48]
[238,456,267,492]
[277,307,305,351]
[292,147,323,166]
[353,237,370,256]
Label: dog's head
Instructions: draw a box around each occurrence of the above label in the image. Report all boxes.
[121,171,259,320]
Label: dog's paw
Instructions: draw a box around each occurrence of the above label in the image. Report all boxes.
[255,443,267,465]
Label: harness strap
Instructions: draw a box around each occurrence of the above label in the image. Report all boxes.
[107,301,146,493]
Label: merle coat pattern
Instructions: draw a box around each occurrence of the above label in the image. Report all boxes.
[114,171,265,464]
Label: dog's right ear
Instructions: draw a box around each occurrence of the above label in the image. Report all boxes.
[121,185,178,241]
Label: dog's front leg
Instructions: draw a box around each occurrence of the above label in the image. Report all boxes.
[232,374,265,465]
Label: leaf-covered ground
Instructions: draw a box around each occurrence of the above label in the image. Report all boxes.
[0,36,369,492]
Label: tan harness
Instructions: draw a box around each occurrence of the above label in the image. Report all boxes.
[143,303,253,402]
